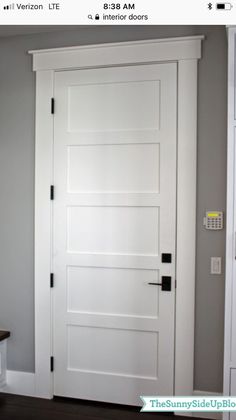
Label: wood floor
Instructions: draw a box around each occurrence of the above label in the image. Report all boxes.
[0,393,191,420]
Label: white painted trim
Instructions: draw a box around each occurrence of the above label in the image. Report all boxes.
[223,25,234,396]
[32,37,203,400]
[1,371,36,397]
[223,26,236,420]
[175,59,198,397]
[192,391,223,420]
[0,372,222,420]
[175,391,223,419]
[29,36,204,71]
[29,36,205,54]
[34,70,54,399]
[0,340,7,388]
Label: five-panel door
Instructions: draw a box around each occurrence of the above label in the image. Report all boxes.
[52,63,177,405]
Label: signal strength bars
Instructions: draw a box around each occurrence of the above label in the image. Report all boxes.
[3,3,14,9]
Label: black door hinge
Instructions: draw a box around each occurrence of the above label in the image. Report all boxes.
[175,280,177,289]
[50,356,54,372]
[51,98,55,114]
[50,273,54,288]
[50,185,54,200]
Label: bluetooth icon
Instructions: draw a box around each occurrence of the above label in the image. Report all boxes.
[208,2,213,9]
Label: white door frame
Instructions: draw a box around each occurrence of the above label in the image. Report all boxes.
[30,36,204,400]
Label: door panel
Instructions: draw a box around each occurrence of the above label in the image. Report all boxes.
[53,63,177,405]
[67,326,158,378]
[67,266,160,317]
[68,80,160,131]
[67,206,159,255]
[67,143,160,193]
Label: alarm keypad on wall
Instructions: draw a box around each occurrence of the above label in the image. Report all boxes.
[203,211,224,230]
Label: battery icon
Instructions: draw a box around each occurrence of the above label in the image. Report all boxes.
[216,2,233,9]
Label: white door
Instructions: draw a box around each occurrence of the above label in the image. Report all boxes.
[53,63,177,405]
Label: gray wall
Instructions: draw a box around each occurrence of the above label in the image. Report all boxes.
[0,25,227,392]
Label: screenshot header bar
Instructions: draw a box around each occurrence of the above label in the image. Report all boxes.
[0,0,235,25]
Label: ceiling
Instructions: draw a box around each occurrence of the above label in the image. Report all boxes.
[0,25,85,37]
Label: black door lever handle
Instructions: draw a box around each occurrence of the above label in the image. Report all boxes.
[148,282,162,286]
[148,276,171,291]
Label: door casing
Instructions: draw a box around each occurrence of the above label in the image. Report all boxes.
[30,36,204,400]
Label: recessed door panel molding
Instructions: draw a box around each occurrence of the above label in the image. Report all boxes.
[67,143,160,194]
[68,80,160,132]
[67,266,160,318]
[67,206,160,255]
[67,325,158,379]
[55,64,175,146]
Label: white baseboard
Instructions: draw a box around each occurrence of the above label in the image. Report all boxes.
[191,390,223,420]
[0,370,36,397]
[0,374,223,420]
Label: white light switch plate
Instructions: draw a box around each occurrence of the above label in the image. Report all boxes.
[211,257,221,275]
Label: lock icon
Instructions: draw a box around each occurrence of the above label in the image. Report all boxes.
[95,14,100,20]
